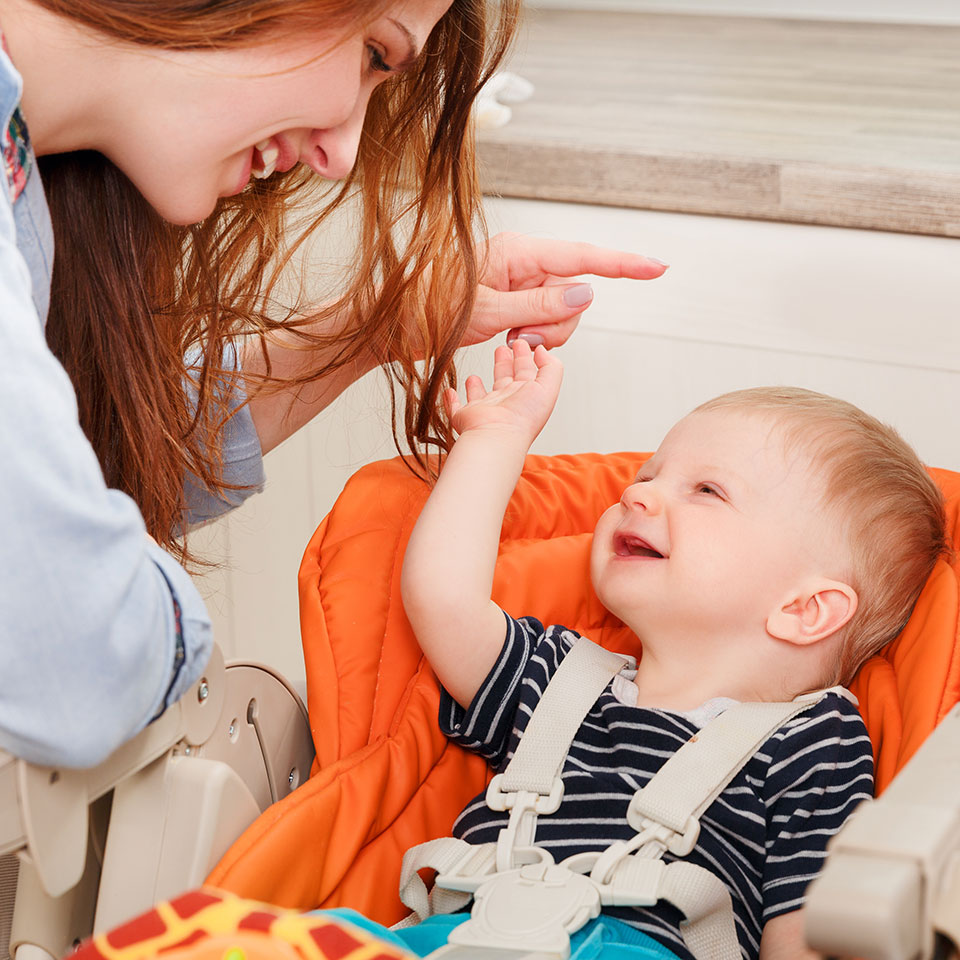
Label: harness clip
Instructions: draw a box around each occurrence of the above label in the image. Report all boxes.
[486,773,564,814]
[648,816,699,856]
[627,796,701,856]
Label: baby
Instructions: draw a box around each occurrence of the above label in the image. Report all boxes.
[395,341,945,960]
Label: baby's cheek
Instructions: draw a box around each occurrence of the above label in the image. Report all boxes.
[588,510,616,581]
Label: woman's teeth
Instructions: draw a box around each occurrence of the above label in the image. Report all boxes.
[253,139,279,179]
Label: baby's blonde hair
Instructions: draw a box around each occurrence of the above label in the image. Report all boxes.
[695,387,947,685]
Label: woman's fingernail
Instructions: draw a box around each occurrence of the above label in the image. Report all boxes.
[563,283,594,308]
[647,257,669,267]
[517,333,544,347]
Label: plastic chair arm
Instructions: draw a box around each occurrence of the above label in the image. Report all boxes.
[805,703,960,960]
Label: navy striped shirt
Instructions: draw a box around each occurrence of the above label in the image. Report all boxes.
[439,616,874,960]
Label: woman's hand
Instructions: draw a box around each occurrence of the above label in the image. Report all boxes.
[464,232,668,349]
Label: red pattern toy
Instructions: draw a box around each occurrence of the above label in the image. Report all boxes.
[74,888,412,960]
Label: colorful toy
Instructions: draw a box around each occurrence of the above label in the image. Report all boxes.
[73,888,412,960]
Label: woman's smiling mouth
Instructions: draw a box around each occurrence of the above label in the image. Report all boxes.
[252,138,280,179]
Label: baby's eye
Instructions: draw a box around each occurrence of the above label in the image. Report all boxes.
[367,44,393,74]
[696,483,721,496]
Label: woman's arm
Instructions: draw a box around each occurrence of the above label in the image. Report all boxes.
[242,314,377,457]
[0,208,211,768]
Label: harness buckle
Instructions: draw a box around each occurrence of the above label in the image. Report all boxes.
[646,817,700,856]
[445,861,601,956]
[432,842,500,895]
[627,795,701,856]
[486,774,564,814]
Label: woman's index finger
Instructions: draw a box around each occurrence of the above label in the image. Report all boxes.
[535,241,668,281]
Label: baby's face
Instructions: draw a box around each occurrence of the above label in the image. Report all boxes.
[590,409,842,645]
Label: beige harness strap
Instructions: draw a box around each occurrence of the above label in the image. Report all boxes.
[627,690,841,840]
[400,637,632,922]
[397,838,498,926]
[661,862,740,960]
[499,636,633,795]
[488,637,633,872]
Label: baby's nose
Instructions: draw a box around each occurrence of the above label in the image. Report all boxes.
[621,482,661,514]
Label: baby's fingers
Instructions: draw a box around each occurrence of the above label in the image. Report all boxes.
[463,374,488,405]
[533,344,564,393]
[491,343,517,391]
[443,386,462,421]
[509,338,540,382]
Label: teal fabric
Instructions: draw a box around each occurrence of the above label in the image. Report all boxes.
[318,908,681,959]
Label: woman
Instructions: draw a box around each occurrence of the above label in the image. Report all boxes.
[0,0,666,768]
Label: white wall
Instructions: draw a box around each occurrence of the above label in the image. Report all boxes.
[528,1,960,26]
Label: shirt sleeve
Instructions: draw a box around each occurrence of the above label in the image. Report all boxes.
[438,615,585,770]
[760,695,875,921]
[182,339,265,528]
[0,186,212,769]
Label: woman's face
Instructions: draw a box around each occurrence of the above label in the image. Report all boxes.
[105,0,452,225]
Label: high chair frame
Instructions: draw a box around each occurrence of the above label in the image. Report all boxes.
[806,702,960,960]
[0,644,314,959]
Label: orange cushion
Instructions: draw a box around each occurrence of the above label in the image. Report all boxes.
[208,454,960,924]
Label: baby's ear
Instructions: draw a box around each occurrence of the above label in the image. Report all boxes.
[766,579,859,645]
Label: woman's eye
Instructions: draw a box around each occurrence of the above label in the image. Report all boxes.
[367,44,393,73]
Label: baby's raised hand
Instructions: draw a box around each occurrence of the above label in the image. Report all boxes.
[445,340,563,444]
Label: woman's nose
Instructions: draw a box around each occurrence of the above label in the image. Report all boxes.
[621,482,662,515]
[302,93,369,180]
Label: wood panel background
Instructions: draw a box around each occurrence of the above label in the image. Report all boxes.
[479,11,960,236]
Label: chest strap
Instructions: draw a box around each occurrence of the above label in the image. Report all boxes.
[400,637,834,960]
[488,637,634,872]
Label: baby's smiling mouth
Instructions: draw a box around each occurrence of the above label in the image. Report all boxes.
[613,533,664,559]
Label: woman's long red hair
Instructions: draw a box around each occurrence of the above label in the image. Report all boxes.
[36,0,519,562]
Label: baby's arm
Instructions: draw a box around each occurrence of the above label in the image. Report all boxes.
[401,340,562,708]
[759,911,819,960]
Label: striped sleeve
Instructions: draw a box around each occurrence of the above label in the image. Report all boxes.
[438,613,544,767]
[760,695,874,922]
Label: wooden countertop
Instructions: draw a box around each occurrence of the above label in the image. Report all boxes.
[477,11,960,236]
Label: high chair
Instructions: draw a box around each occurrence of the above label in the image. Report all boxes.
[40,453,960,959]
[0,645,314,959]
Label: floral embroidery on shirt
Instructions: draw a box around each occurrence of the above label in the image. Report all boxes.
[1,34,31,203]
[3,107,30,202]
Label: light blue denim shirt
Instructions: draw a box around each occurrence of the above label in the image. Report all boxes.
[0,48,265,767]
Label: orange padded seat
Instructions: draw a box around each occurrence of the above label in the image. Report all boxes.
[209,454,960,926]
